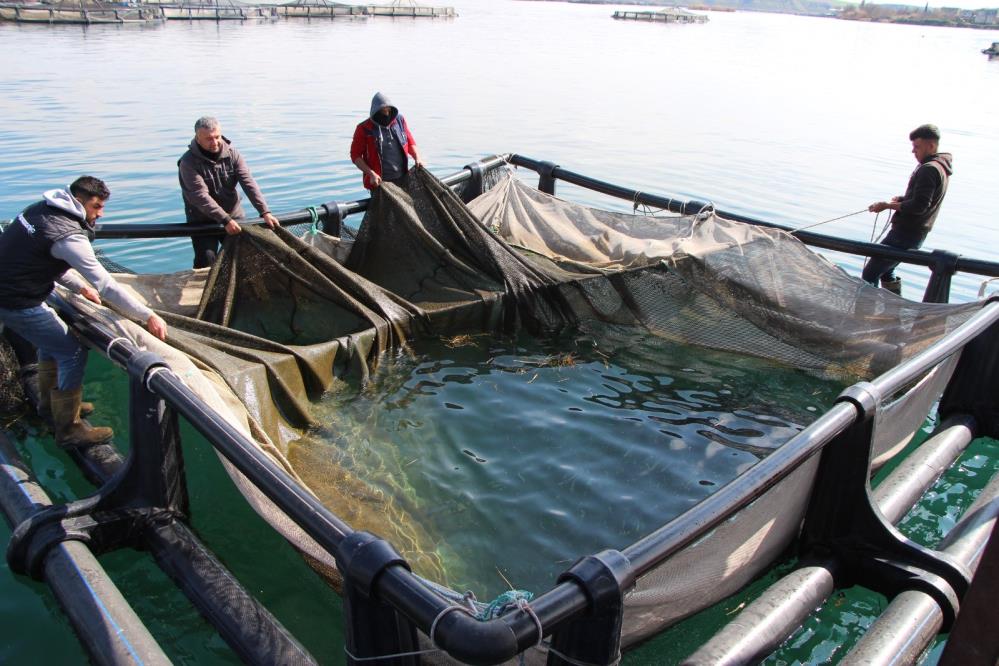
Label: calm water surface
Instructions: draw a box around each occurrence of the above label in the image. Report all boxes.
[2,2,998,662]
[296,325,840,599]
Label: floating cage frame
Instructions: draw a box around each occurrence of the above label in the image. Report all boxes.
[2,154,999,664]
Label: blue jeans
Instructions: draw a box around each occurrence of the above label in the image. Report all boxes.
[861,227,928,284]
[0,303,88,390]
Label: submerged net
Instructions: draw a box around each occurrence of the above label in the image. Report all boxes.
[64,165,981,655]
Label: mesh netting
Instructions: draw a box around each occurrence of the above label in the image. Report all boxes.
[0,333,26,415]
[51,166,982,657]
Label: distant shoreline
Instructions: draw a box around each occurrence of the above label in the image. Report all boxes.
[515,0,999,30]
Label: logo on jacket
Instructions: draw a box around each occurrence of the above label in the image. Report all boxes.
[16,214,36,235]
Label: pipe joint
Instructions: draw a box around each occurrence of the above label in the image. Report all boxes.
[337,531,410,599]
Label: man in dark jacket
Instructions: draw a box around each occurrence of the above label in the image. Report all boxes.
[863,124,953,295]
[0,176,168,447]
[350,92,423,190]
[178,116,279,268]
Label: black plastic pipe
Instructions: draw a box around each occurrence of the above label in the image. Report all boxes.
[0,433,171,666]
[57,304,352,552]
[41,161,999,664]
[93,155,511,239]
[506,155,999,279]
[51,298,999,664]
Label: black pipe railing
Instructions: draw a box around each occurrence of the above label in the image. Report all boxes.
[92,154,510,239]
[17,156,999,664]
[506,154,999,289]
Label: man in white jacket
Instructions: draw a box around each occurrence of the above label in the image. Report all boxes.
[0,176,167,447]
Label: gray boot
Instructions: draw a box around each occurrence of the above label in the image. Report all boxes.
[50,387,112,448]
[37,360,94,418]
[880,276,902,296]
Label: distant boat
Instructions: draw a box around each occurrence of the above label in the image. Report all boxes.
[983,41,999,57]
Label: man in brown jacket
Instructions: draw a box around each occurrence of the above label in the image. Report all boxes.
[178,116,279,268]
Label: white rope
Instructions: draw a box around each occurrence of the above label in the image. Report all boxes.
[105,336,131,357]
[343,645,442,662]
[429,604,476,645]
[789,208,868,235]
[340,603,478,664]
[979,277,999,300]
[144,365,167,392]
[516,597,544,647]
[871,210,892,243]
[534,642,622,666]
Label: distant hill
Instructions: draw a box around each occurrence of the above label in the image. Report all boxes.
[519,0,849,16]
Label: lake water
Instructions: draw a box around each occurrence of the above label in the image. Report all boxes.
[2,2,998,663]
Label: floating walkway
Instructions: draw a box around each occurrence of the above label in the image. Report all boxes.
[613,7,708,24]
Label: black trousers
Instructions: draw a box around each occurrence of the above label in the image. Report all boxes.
[861,227,928,284]
[190,233,224,269]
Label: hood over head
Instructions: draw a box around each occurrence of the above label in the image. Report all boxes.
[42,187,86,221]
[927,152,953,176]
[369,92,399,126]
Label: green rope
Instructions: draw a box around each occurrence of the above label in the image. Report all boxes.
[307,206,320,234]
[480,589,534,620]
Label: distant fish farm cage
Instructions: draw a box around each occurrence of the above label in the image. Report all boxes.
[613,7,709,24]
[0,0,455,22]
[273,0,364,18]
[149,0,276,20]
[365,0,454,17]
[0,1,165,23]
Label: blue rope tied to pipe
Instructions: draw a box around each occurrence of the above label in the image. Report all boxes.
[307,206,320,234]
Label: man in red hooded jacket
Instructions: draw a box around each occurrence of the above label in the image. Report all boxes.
[350,92,423,190]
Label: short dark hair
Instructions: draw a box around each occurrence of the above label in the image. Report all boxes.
[69,176,110,201]
[909,124,940,142]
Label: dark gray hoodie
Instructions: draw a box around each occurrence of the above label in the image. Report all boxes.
[893,152,953,234]
[177,136,270,225]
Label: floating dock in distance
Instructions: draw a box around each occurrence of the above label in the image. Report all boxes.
[0,1,165,23]
[613,7,708,23]
[365,0,455,17]
[273,0,363,18]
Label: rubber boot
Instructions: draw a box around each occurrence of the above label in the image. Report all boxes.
[37,360,93,418]
[50,387,112,448]
[881,276,903,296]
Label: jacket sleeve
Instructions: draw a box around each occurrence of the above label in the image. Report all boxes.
[897,165,942,218]
[50,235,154,321]
[401,117,418,158]
[178,157,232,224]
[350,123,366,162]
[232,148,270,216]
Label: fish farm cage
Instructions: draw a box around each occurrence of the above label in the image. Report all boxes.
[2,154,999,665]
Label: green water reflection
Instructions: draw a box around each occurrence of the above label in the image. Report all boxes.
[293,323,844,599]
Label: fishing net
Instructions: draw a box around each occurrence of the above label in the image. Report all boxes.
[20,165,984,659]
